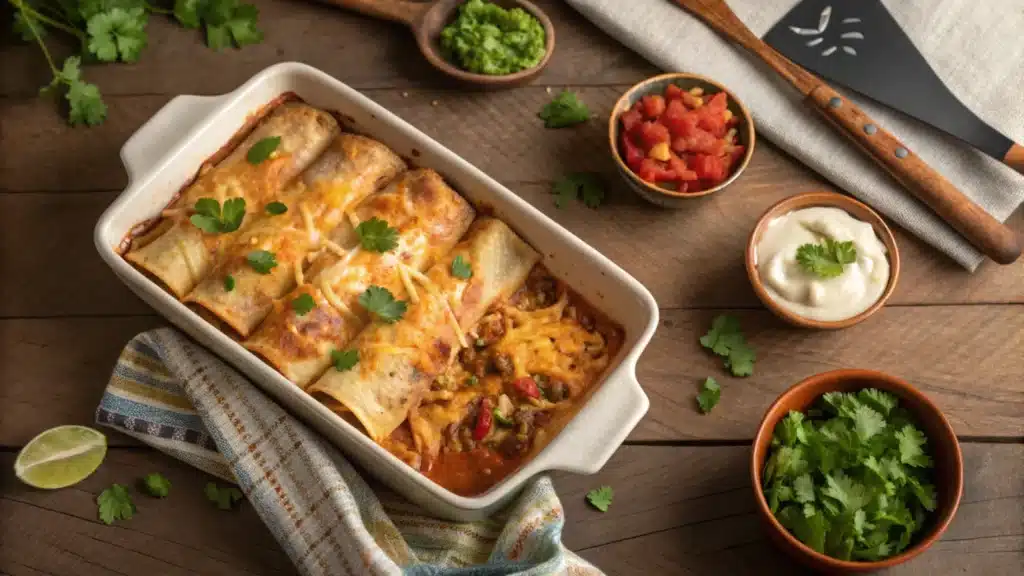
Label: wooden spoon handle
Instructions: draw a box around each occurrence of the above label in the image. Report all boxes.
[807,84,1021,264]
[317,0,430,26]
[1003,144,1024,176]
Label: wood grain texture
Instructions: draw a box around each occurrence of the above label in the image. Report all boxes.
[0,449,296,576]
[2,306,1022,447]
[5,183,1024,320]
[0,0,655,98]
[553,444,1023,575]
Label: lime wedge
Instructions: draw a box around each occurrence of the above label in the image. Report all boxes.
[14,425,107,489]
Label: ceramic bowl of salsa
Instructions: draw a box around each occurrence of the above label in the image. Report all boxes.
[608,73,756,208]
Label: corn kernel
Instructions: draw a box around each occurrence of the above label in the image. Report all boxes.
[689,87,704,96]
[648,142,671,161]
[723,109,733,121]
[692,97,704,108]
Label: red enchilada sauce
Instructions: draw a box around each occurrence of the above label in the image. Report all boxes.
[383,266,623,496]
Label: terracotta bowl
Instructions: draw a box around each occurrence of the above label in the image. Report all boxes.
[751,369,963,573]
[608,73,756,208]
[746,191,900,330]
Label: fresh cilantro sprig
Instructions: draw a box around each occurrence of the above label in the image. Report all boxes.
[265,201,287,215]
[700,314,756,377]
[538,90,591,128]
[355,217,399,252]
[763,389,937,562]
[696,377,720,414]
[451,255,472,279]
[97,483,135,524]
[585,485,613,512]
[358,286,407,323]
[141,473,171,498]
[205,481,244,510]
[10,0,263,126]
[331,348,359,372]
[796,238,858,279]
[292,293,315,316]
[246,249,277,274]
[552,172,605,209]
[190,197,246,234]
[246,136,280,164]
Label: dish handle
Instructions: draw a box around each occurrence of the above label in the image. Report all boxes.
[549,366,650,475]
[120,94,226,183]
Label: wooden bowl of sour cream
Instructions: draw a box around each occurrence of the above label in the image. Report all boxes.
[746,192,900,330]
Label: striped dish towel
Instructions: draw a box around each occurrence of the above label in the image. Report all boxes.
[95,327,602,576]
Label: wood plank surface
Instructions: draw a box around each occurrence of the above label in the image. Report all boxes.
[1,444,1019,575]
[0,1,656,98]
[2,306,1022,447]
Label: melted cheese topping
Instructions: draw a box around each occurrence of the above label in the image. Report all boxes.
[299,203,319,247]
[404,265,468,349]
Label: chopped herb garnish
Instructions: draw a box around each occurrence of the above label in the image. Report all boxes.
[292,293,316,316]
[451,255,473,279]
[696,377,720,414]
[465,375,479,387]
[796,238,858,279]
[265,201,288,215]
[224,275,235,292]
[493,409,514,427]
[190,197,246,234]
[204,482,243,510]
[700,314,756,377]
[97,483,135,524]
[538,90,591,128]
[246,250,277,274]
[355,217,399,252]
[331,349,359,372]
[586,485,613,512]
[552,172,605,209]
[141,473,171,498]
[358,286,407,323]
[246,136,281,164]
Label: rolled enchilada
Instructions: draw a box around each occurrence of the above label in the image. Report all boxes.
[306,218,540,443]
[183,134,406,337]
[244,169,476,387]
[125,102,339,298]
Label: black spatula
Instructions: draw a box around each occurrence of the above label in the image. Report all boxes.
[763,0,1024,175]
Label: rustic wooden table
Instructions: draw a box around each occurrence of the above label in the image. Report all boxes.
[1,1,1022,574]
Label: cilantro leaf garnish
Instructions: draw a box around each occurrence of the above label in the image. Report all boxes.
[700,314,756,377]
[141,473,171,498]
[246,250,277,274]
[86,7,148,63]
[246,136,280,164]
[331,349,359,372]
[763,389,937,562]
[265,201,287,215]
[696,377,720,414]
[204,481,243,510]
[355,217,399,252]
[292,293,315,316]
[585,485,613,512]
[451,255,472,279]
[538,90,591,128]
[358,286,407,323]
[190,197,246,234]
[552,172,605,209]
[224,275,235,292]
[796,238,858,279]
[97,483,135,524]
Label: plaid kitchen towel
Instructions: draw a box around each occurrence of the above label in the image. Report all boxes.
[94,327,602,576]
[566,0,1024,271]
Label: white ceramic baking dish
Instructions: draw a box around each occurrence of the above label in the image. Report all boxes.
[94,62,659,520]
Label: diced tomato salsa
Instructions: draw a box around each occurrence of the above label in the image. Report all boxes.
[618,83,746,193]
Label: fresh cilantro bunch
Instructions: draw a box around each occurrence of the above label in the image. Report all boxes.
[762,389,937,562]
[9,0,263,126]
[797,238,858,279]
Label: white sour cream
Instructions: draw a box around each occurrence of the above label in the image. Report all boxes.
[754,206,890,322]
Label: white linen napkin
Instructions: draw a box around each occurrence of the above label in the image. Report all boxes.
[565,0,1024,270]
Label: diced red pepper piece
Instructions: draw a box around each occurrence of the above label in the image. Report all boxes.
[698,113,727,138]
[637,158,676,183]
[620,132,645,171]
[473,398,494,440]
[667,153,688,177]
[705,92,728,113]
[678,169,699,182]
[641,94,666,118]
[512,377,541,400]
[684,129,723,155]
[664,83,684,100]
[691,154,727,182]
[620,108,643,132]
[637,121,671,148]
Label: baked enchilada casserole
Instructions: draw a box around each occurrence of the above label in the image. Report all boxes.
[122,98,624,497]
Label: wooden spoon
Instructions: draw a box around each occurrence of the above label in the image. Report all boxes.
[316,0,556,88]
[672,0,1021,265]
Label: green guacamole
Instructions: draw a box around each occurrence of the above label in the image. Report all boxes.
[439,0,546,76]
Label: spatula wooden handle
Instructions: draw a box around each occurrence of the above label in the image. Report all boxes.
[807,85,1021,265]
[1004,144,1024,176]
